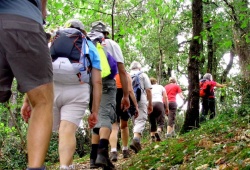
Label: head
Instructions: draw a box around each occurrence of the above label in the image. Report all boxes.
[203,73,213,81]
[150,77,157,85]
[169,77,177,83]
[130,61,142,70]
[64,19,86,34]
[91,21,110,37]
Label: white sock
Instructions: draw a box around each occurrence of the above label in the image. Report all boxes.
[122,146,128,150]
[111,148,117,152]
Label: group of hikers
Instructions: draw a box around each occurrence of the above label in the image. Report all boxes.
[0,1,227,170]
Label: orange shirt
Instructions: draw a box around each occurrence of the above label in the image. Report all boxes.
[115,73,122,88]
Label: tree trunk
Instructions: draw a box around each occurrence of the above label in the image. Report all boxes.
[181,0,203,133]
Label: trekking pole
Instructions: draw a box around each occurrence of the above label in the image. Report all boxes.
[4,102,26,152]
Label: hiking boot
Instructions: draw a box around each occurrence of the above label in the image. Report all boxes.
[90,159,99,169]
[151,136,156,143]
[129,139,141,153]
[155,133,161,142]
[122,149,130,158]
[95,148,109,166]
[102,158,116,170]
[165,133,172,138]
[110,151,118,162]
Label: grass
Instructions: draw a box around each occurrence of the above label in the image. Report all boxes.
[119,112,250,169]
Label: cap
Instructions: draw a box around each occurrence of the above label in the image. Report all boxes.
[87,31,104,41]
[91,21,109,34]
[65,19,85,30]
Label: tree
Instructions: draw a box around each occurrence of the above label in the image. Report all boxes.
[181,0,203,133]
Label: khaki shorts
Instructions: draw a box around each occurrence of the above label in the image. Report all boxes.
[52,83,90,131]
[93,78,117,133]
[0,14,52,102]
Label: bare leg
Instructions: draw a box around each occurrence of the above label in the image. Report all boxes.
[120,120,129,148]
[58,120,77,166]
[26,83,54,167]
[109,123,119,150]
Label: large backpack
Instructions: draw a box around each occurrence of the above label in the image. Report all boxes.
[199,79,211,98]
[50,28,92,84]
[131,72,143,102]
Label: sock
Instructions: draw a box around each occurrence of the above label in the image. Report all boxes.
[98,139,109,149]
[27,166,46,170]
[59,165,69,170]
[133,137,140,143]
[111,148,117,152]
[90,144,99,160]
[122,146,128,150]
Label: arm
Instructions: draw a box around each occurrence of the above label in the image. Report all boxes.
[41,0,47,19]
[178,92,185,100]
[88,68,102,129]
[117,63,130,111]
[162,91,169,115]
[146,88,153,114]
[216,82,226,88]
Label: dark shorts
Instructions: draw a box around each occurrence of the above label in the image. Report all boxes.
[168,102,177,127]
[93,78,117,133]
[116,88,136,122]
[0,14,53,102]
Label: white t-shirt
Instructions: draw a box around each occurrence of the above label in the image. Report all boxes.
[103,39,124,63]
[151,84,165,103]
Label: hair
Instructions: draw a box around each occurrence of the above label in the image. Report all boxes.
[150,77,157,85]
[169,77,177,83]
[130,61,142,70]
[203,73,213,80]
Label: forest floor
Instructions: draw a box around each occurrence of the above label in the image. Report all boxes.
[48,112,250,170]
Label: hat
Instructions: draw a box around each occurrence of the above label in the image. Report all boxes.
[91,21,109,34]
[87,30,104,41]
[65,19,85,30]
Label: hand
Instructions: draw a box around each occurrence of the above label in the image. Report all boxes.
[147,103,153,114]
[88,112,98,129]
[134,106,139,119]
[165,108,169,116]
[121,96,130,112]
[21,100,32,123]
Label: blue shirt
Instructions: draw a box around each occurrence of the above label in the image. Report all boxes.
[87,40,101,71]
[0,0,43,25]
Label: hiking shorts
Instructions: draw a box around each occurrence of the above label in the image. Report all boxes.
[93,78,117,133]
[168,102,177,127]
[52,83,90,131]
[133,102,148,134]
[0,14,52,103]
[116,88,135,122]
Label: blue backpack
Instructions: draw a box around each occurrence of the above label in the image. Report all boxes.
[131,71,143,102]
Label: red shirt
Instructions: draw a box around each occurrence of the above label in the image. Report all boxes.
[165,83,182,102]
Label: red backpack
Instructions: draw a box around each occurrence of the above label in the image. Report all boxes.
[199,79,211,97]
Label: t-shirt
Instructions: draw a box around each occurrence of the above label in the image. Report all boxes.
[130,70,152,103]
[103,39,124,64]
[165,83,182,102]
[0,0,43,25]
[87,40,101,70]
[115,73,122,88]
[152,84,165,103]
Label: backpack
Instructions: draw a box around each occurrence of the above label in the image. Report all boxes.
[131,72,143,102]
[88,32,118,79]
[199,79,211,97]
[50,28,92,84]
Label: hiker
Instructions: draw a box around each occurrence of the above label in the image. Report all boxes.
[0,1,53,170]
[129,61,153,153]
[200,73,226,122]
[89,21,130,169]
[149,78,169,142]
[50,19,102,169]
[164,77,185,138]
[109,73,139,162]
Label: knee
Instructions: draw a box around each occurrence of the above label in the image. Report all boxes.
[0,90,11,103]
